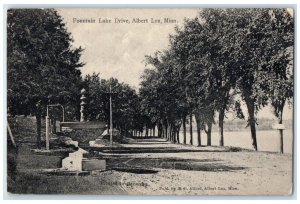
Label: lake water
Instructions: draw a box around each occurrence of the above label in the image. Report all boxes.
[178,129,293,154]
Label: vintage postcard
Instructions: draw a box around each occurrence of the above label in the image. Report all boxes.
[6,8,294,196]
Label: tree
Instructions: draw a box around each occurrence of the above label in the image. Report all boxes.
[197,9,239,146]
[84,74,140,137]
[260,9,294,153]
[142,50,185,143]
[139,68,160,137]
[140,8,293,151]
[170,18,206,146]
[7,9,84,148]
[226,9,293,150]
[84,73,104,121]
[171,16,222,146]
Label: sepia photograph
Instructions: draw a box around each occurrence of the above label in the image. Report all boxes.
[6,7,294,196]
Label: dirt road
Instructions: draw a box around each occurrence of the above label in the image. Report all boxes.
[9,137,293,195]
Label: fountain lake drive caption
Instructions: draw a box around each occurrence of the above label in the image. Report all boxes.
[72,17,178,24]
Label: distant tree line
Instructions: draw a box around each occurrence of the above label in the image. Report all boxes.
[83,73,141,137]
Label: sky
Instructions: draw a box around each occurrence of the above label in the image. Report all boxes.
[57,8,293,120]
[58,8,199,89]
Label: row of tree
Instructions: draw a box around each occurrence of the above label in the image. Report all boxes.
[138,8,293,150]
[83,73,142,136]
[7,9,293,151]
[7,9,84,148]
[7,9,151,148]
[84,73,161,138]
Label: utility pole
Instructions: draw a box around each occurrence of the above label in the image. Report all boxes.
[104,80,116,147]
[109,84,113,147]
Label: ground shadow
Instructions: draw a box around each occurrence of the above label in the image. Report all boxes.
[111,167,159,174]
[88,146,240,154]
[104,157,246,172]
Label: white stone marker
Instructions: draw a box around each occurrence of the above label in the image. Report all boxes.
[61,148,88,171]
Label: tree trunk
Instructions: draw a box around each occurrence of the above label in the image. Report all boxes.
[173,125,176,143]
[166,124,169,139]
[245,98,258,151]
[195,114,201,146]
[169,123,172,141]
[207,122,212,146]
[182,116,187,144]
[219,105,226,146]
[173,128,177,143]
[173,127,176,143]
[36,108,42,149]
[279,103,284,153]
[171,127,173,141]
[168,123,172,142]
[189,113,193,145]
[169,125,172,142]
[159,123,163,137]
[158,124,161,137]
[172,125,175,143]
[167,122,171,141]
[176,128,180,144]
[279,128,284,153]
[163,124,167,139]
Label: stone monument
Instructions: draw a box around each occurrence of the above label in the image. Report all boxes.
[80,88,87,122]
[59,88,107,145]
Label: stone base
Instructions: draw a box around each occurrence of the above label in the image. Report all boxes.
[58,121,107,145]
[82,159,106,171]
[89,140,106,147]
[61,148,88,171]
[62,155,82,171]
[59,121,106,129]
